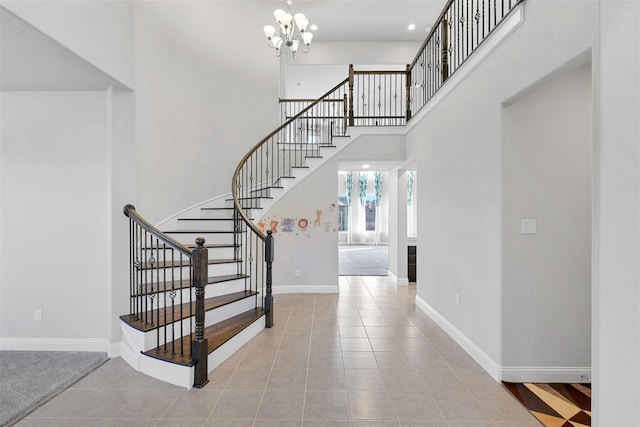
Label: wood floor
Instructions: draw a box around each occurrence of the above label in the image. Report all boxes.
[503,382,591,426]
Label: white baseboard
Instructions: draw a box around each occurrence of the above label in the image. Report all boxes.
[0,338,111,353]
[387,270,409,286]
[107,341,121,358]
[273,285,338,294]
[501,366,592,383]
[415,295,501,381]
[415,296,592,383]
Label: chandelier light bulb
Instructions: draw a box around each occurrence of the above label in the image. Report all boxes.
[274,9,286,22]
[263,25,276,39]
[302,32,313,46]
[280,13,293,27]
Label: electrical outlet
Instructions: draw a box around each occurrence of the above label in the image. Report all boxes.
[295,269,301,277]
[34,309,43,322]
[455,293,460,306]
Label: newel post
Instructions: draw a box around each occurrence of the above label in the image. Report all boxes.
[265,230,274,328]
[192,237,209,388]
[348,64,355,127]
[405,63,412,122]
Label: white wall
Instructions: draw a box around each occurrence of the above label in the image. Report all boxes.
[288,41,421,67]
[108,88,137,345]
[501,64,592,375]
[134,1,281,223]
[593,0,640,423]
[388,168,409,284]
[0,0,134,88]
[407,0,596,373]
[266,159,340,293]
[0,92,111,345]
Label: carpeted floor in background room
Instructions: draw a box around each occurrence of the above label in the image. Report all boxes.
[338,245,388,276]
[0,350,108,426]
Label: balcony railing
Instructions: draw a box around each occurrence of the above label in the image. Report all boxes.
[409,0,525,117]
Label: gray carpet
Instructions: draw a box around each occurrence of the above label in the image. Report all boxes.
[0,351,108,427]
[339,245,389,276]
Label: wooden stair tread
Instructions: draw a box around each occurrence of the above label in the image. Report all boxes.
[120,290,258,332]
[139,258,241,270]
[142,243,238,250]
[143,308,265,366]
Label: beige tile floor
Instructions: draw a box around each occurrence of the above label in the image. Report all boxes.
[17,277,538,427]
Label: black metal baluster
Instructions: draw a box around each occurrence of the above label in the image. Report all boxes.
[171,247,176,355]
[188,257,193,358]
[179,252,184,357]
[162,242,167,352]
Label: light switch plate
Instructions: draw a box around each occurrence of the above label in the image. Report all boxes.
[521,219,537,234]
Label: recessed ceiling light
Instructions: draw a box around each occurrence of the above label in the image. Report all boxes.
[362,164,371,169]
[310,24,318,31]
[408,24,416,31]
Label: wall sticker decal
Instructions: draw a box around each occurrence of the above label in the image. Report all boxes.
[282,218,295,232]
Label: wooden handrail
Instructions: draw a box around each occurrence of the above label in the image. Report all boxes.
[231,78,349,240]
[279,98,345,103]
[123,204,192,257]
[352,70,407,75]
[410,0,456,69]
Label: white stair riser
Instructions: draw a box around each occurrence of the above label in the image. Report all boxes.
[123,297,257,352]
[224,199,263,210]
[200,208,258,220]
[138,262,241,282]
[199,209,233,219]
[176,219,236,232]
[133,278,250,309]
[140,353,193,389]
[207,279,249,298]
[139,246,237,261]
[165,232,237,245]
[249,189,273,198]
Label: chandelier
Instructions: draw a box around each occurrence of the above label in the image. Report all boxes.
[263,0,314,59]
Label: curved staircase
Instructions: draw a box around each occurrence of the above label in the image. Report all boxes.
[117,0,524,387]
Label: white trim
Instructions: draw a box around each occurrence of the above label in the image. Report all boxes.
[415,296,592,384]
[387,270,409,286]
[415,295,501,381]
[273,285,339,294]
[0,338,111,353]
[501,366,592,383]
[155,192,232,228]
[107,341,121,358]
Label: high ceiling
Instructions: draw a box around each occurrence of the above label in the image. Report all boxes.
[0,0,448,91]
[268,0,445,42]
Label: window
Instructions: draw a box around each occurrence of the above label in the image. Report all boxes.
[338,195,348,231]
[365,194,376,231]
